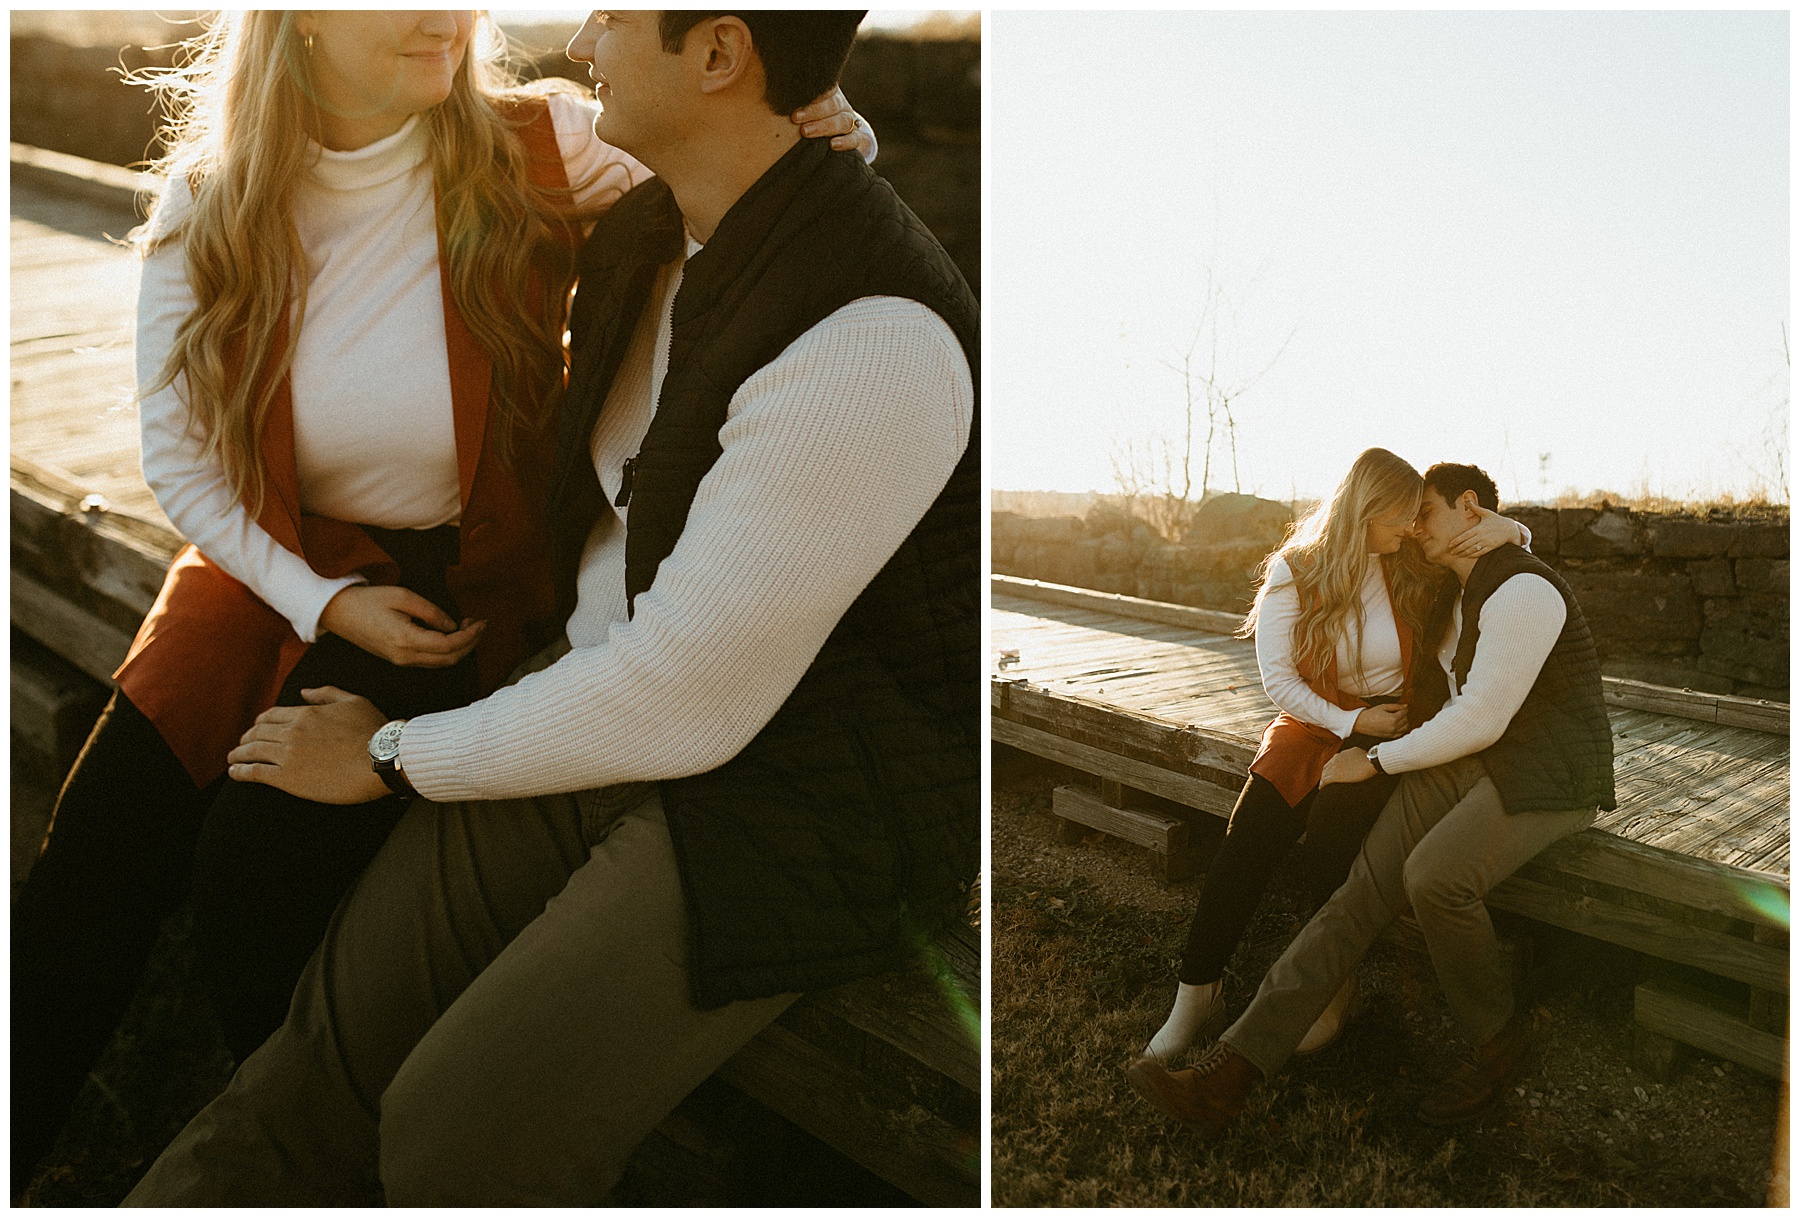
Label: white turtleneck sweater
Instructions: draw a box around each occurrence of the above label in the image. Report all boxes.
[137,94,644,642]
[1256,557,1405,740]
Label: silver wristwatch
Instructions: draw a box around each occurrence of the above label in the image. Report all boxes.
[369,719,416,798]
[1366,744,1387,776]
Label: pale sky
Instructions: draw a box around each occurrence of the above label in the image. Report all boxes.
[989,10,1789,503]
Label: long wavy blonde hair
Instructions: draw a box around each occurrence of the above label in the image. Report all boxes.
[1241,447,1448,688]
[135,11,588,515]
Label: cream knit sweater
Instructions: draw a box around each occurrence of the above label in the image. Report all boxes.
[399,235,973,800]
[1375,574,1567,773]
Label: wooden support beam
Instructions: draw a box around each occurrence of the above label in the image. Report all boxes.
[1052,786,1184,853]
[991,717,1234,817]
[1522,829,1789,931]
[993,679,1254,778]
[1635,979,1786,1080]
[11,632,108,779]
[1052,785,1204,881]
[717,1021,977,1207]
[1488,874,1788,992]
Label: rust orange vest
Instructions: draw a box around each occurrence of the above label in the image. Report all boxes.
[1247,562,1417,808]
[115,102,571,787]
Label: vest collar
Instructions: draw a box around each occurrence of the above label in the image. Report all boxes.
[674,138,846,326]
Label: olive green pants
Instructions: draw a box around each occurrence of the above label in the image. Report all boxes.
[1220,755,1594,1079]
[123,779,795,1206]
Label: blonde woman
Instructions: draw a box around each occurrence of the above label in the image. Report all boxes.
[11,10,869,1186]
[1131,448,1528,1077]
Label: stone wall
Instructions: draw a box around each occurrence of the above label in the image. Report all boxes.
[993,502,1790,700]
[8,30,980,292]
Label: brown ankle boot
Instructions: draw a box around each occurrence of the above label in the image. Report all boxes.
[1126,1041,1262,1139]
[1416,1013,1530,1126]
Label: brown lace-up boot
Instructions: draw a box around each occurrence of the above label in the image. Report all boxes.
[1125,1041,1262,1139]
[1416,1012,1530,1125]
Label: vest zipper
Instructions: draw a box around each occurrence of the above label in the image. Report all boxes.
[615,455,637,508]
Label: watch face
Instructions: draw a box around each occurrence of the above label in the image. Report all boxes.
[370,721,405,763]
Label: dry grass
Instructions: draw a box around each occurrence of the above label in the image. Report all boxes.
[994,487,1789,523]
[990,757,1782,1207]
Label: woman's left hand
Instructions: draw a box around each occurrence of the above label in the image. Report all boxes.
[792,86,875,159]
[1445,504,1524,559]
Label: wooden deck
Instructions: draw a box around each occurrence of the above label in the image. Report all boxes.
[993,574,1789,1078]
[9,151,977,1206]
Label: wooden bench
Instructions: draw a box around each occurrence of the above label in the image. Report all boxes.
[9,152,978,1206]
[993,574,1788,1082]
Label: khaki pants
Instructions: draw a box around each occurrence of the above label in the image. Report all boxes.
[1219,755,1594,1079]
[123,781,795,1205]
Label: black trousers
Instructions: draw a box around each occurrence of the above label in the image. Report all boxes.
[1178,733,1399,985]
[10,525,478,1183]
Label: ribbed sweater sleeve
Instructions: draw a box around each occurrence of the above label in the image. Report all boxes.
[1376,573,1566,773]
[398,299,972,801]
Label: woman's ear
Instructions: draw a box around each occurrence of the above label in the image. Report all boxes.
[294,11,320,39]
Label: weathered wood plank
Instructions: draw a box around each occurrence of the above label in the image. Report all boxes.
[1523,829,1788,930]
[803,921,979,1095]
[1605,677,1788,735]
[11,571,133,686]
[1635,979,1786,1079]
[993,574,1245,636]
[1487,874,1788,992]
[994,717,1236,817]
[13,463,178,613]
[993,680,1256,777]
[716,1021,977,1207]
[11,631,108,777]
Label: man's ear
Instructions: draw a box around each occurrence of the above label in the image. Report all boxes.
[694,16,757,97]
[1456,489,1481,519]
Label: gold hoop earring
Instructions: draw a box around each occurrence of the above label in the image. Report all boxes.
[304,33,314,53]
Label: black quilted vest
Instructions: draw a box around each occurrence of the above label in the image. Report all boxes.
[1445,545,1616,815]
[549,139,979,1009]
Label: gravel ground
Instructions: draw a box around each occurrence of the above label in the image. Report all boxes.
[991,750,1784,1206]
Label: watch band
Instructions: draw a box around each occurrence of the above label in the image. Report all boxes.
[369,719,417,798]
[1367,745,1387,776]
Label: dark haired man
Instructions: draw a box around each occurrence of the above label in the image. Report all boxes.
[1130,462,1615,1136]
[128,10,976,1204]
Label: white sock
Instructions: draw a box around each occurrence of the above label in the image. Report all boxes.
[1144,979,1222,1063]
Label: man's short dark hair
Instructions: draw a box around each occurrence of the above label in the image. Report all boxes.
[1423,463,1500,513]
[658,11,866,115]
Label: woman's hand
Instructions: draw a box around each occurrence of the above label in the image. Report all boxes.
[1445,504,1525,560]
[1320,748,1377,787]
[227,687,391,804]
[792,86,874,158]
[319,584,483,668]
[1351,702,1408,739]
